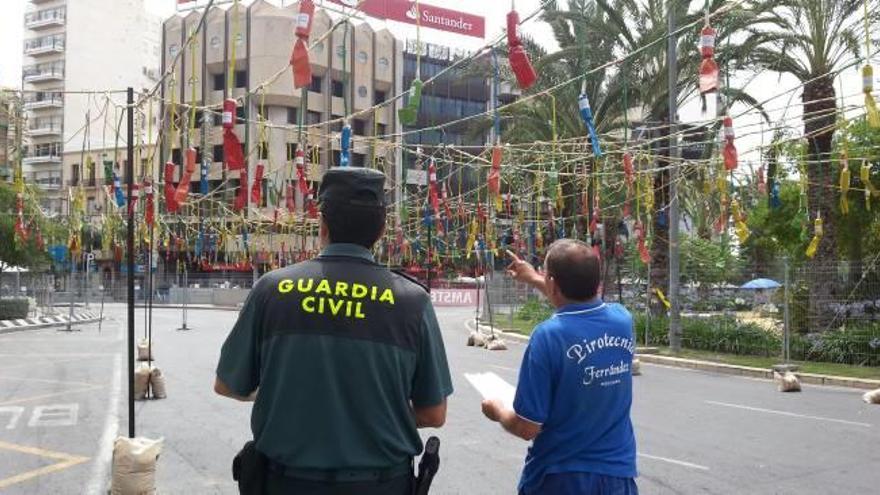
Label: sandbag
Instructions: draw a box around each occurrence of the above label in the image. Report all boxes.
[111,436,163,495]
[150,367,167,399]
[468,331,486,347]
[863,388,880,404]
[134,363,151,400]
[631,358,642,376]
[486,339,507,351]
[774,371,801,392]
[136,339,154,361]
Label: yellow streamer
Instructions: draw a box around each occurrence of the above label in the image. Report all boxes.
[731,199,749,243]
[840,155,851,215]
[805,213,823,259]
[653,288,671,310]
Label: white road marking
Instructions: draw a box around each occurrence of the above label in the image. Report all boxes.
[638,453,710,471]
[0,407,24,429]
[490,364,519,373]
[27,404,78,427]
[705,400,873,428]
[86,352,122,495]
[464,372,710,472]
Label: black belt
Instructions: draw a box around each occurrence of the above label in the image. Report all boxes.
[267,459,413,483]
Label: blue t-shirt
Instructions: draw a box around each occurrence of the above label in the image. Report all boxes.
[513,300,638,493]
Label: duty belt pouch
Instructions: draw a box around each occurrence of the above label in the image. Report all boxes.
[232,440,266,494]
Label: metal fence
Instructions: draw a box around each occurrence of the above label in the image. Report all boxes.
[481,256,880,367]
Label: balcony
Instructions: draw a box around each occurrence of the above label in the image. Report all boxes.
[25,10,65,29]
[24,39,65,56]
[28,124,62,137]
[23,69,63,83]
[29,176,63,191]
[24,97,63,110]
[23,153,61,165]
[67,178,97,187]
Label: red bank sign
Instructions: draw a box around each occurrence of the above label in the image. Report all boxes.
[329,0,485,39]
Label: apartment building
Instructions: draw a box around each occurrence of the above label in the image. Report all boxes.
[160,0,403,222]
[22,0,161,215]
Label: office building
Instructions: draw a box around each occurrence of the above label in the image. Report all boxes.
[160,0,403,218]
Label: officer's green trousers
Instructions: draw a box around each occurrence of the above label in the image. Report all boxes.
[263,471,414,495]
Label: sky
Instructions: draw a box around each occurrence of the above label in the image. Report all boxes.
[0,0,868,166]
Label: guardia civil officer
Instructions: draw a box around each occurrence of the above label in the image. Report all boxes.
[215,167,453,494]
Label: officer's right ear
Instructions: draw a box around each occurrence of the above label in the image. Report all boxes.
[318,212,330,247]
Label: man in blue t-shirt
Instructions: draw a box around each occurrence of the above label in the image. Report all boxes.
[482,239,638,495]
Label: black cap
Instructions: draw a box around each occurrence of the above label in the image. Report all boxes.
[319,167,386,208]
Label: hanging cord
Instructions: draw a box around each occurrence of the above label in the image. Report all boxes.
[491,48,501,144]
[227,0,240,95]
[189,29,198,146]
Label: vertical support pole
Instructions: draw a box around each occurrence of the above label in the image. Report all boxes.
[784,257,791,363]
[667,1,682,352]
[126,87,136,438]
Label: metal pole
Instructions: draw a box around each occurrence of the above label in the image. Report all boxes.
[646,258,651,347]
[667,1,682,352]
[126,87,136,438]
[784,257,791,363]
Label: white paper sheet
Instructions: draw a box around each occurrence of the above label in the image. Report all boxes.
[464,372,516,410]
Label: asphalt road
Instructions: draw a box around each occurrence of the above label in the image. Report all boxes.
[0,303,878,494]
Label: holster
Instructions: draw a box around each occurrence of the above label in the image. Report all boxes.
[232,441,266,494]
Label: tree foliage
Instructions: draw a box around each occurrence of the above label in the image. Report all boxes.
[0,182,52,273]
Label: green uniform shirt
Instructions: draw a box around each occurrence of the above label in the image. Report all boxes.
[217,243,453,470]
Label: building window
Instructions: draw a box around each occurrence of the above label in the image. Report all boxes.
[258,141,269,160]
[352,119,366,135]
[307,111,322,125]
[374,90,387,105]
[213,145,223,163]
[352,153,366,168]
[212,73,224,91]
[236,105,247,124]
[376,123,387,137]
[330,115,343,133]
[287,143,297,161]
[356,51,368,64]
[357,85,368,99]
[70,164,80,186]
[310,75,323,93]
[172,148,182,166]
[287,107,298,124]
[331,79,344,98]
[234,69,247,88]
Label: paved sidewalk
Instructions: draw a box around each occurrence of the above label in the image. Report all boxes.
[0,309,103,334]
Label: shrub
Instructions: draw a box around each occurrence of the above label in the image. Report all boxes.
[516,298,554,325]
[635,312,880,366]
[0,298,29,320]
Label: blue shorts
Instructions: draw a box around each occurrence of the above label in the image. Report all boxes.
[522,472,639,495]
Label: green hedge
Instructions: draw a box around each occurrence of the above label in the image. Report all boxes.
[0,298,29,320]
[635,314,880,366]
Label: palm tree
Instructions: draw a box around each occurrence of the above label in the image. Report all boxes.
[746,0,878,328]
[593,0,769,320]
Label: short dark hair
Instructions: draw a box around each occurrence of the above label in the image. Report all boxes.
[544,239,600,301]
[321,202,386,249]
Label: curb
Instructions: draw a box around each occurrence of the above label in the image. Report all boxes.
[0,311,104,335]
[638,354,880,390]
[476,320,880,391]
[135,304,241,312]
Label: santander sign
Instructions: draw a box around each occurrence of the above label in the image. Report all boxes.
[329,0,485,38]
